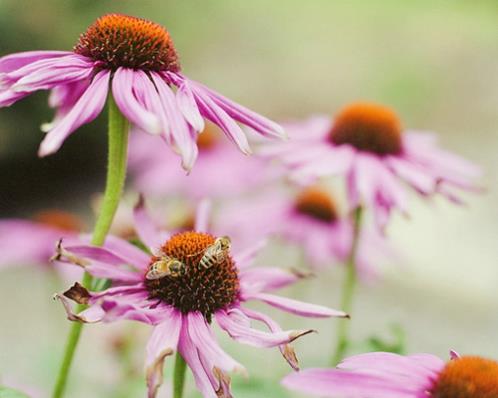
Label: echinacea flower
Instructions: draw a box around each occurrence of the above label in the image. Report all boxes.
[215,186,391,279]
[0,210,82,270]
[282,350,498,398]
[55,200,347,398]
[261,103,481,230]
[0,14,284,169]
[129,123,274,199]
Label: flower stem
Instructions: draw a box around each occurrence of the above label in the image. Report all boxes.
[52,94,129,398]
[331,206,363,366]
[173,352,187,398]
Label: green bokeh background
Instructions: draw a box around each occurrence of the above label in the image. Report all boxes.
[0,1,497,397]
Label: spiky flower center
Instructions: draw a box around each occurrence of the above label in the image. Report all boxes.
[431,356,498,398]
[294,187,338,223]
[74,14,180,72]
[144,231,239,320]
[33,210,83,232]
[329,102,403,155]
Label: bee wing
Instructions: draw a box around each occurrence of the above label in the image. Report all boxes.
[145,267,171,280]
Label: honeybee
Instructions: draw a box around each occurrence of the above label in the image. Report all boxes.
[198,236,231,269]
[145,255,186,280]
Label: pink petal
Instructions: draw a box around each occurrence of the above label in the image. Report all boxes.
[232,239,268,269]
[175,79,205,132]
[38,70,110,156]
[186,77,285,139]
[189,83,252,155]
[0,50,72,73]
[282,368,420,398]
[151,73,198,171]
[188,312,245,373]
[245,292,348,318]
[194,199,212,232]
[239,267,305,294]
[145,312,182,398]
[216,308,312,349]
[133,195,165,252]
[112,68,161,135]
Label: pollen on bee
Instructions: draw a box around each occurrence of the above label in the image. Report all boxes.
[430,356,498,398]
[329,102,403,156]
[74,14,180,72]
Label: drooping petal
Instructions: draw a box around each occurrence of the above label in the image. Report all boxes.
[187,312,245,374]
[112,68,161,135]
[244,292,348,318]
[216,308,313,349]
[152,73,198,171]
[231,238,268,269]
[145,312,182,398]
[175,79,205,132]
[38,70,110,156]
[188,82,252,155]
[186,77,285,140]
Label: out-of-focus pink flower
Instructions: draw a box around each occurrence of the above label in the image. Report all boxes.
[0,14,284,169]
[215,186,391,280]
[261,103,481,231]
[55,200,347,398]
[282,350,498,398]
[0,210,82,271]
[129,124,273,199]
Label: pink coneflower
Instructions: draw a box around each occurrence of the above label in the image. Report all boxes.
[55,201,347,398]
[261,103,481,230]
[0,14,284,169]
[216,186,390,279]
[282,351,498,398]
[129,123,272,198]
[0,210,82,269]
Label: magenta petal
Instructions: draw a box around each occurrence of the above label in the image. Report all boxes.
[216,308,312,348]
[151,73,198,171]
[11,56,94,93]
[176,79,205,132]
[0,50,72,73]
[245,292,348,318]
[145,312,182,398]
[112,68,161,135]
[282,368,419,398]
[190,83,252,155]
[187,312,244,373]
[179,323,220,398]
[187,78,285,139]
[38,70,110,156]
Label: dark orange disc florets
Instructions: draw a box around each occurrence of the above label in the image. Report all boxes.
[33,210,83,232]
[329,102,403,156]
[144,231,239,320]
[294,187,338,223]
[74,14,180,72]
[431,356,498,398]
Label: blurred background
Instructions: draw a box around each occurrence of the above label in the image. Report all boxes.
[0,1,497,397]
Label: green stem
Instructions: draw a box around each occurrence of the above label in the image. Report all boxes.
[331,206,363,366]
[52,95,129,398]
[173,352,187,398]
